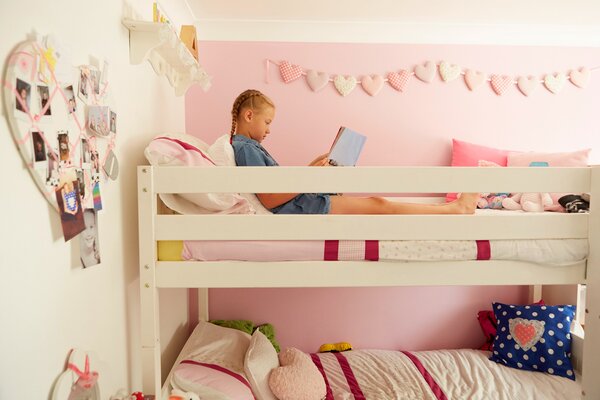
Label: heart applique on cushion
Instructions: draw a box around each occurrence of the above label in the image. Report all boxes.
[517,76,539,96]
[305,70,329,92]
[414,61,436,83]
[361,74,384,96]
[490,75,513,96]
[544,72,567,94]
[464,69,485,91]
[508,318,545,351]
[333,75,357,97]
[279,61,303,84]
[387,70,411,92]
[569,67,590,88]
[439,61,461,82]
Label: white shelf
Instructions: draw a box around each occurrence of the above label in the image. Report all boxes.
[122,18,211,96]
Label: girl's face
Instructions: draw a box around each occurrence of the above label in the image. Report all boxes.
[82,211,95,249]
[244,106,275,143]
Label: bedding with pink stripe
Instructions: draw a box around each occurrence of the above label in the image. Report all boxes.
[182,239,587,265]
[310,349,581,400]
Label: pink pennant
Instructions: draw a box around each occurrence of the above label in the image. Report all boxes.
[490,75,513,96]
[279,61,303,84]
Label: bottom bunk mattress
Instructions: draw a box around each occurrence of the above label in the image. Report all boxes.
[157,238,588,265]
[310,349,581,400]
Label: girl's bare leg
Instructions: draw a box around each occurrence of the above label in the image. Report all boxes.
[329,193,478,215]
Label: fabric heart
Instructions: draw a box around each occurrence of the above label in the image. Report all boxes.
[361,74,384,96]
[279,60,303,84]
[490,75,513,96]
[544,72,566,94]
[387,70,411,92]
[569,67,590,88]
[464,69,485,91]
[517,76,539,96]
[333,75,357,97]
[439,61,461,82]
[305,70,329,92]
[414,61,436,83]
[509,318,545,351]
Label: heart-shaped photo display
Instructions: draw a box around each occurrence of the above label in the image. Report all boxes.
[3,34,117,249]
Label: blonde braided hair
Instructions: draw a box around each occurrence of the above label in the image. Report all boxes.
[230,89,275,138]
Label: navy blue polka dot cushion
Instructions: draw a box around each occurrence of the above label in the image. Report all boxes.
[490,302,576,380]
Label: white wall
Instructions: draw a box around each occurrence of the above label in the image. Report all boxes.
[0,1,192,398]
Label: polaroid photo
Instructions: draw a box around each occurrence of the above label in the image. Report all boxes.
[103,149,119,180]
[31,131,47,164]
[15,78,31,117]
[87,105,110,137]
[46,148,60,188]
[55,180,85,242]
[57,130,71,164]
[80,138,91,167]
[78,66,90,102]
[36,84,52,117]
[90,69,101,95]
[64,85,77,114]
[80,208,101,268]
[110,110,117,134]
[75,168,87,202]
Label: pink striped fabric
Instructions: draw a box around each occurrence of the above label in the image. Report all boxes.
[400,351,448,400]
[180,359,255,397]
[310,353,334,400]
[334,352,365,400]
[324,240,339,260]
[476,240,491,260]
[324,240,380,261]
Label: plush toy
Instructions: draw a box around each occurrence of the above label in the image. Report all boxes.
[169,389,200,400]
[318,341,352,353]
[477,193,509,209]
[558,194,590,213]
[502,192,553,212]
[269,348,326,400]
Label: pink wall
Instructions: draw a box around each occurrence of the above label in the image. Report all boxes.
[185,41,600,352]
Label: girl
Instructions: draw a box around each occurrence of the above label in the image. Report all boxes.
[230,89,478,215]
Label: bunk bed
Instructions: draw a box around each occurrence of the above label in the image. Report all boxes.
[137,164,599,399]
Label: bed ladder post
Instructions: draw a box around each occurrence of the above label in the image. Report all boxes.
[138,166,162,397]
[582,165,600,399]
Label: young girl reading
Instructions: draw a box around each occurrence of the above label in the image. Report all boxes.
[230,89,478,215]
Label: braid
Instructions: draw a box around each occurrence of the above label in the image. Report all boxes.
[230,89,274,138]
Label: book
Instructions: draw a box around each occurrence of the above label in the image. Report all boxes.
[328,126,367,166]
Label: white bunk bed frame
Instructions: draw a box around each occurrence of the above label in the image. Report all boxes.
[137,165,600,399]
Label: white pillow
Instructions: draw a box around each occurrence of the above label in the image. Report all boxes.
[208,134,272,215]
[144,134,252,214]
[172,321,255,400]
[244,330,280,400]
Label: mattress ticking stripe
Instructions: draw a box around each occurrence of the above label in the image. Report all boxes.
[179,359,256,397]
[365,240,379,260]
[324,240,339,260]
[310,353,334,400]
[400,351,448,400]
[476,240,491,260]
[334,352,366,400]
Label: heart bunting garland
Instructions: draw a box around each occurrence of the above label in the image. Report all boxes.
[270,59,595,97]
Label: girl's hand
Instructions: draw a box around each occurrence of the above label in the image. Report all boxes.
[309,153,330,166]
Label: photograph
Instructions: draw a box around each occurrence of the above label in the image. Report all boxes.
[78,66,90,102]
[15,78,31,113]
[88,105,110,136]
[110,110,116,133]
[81,138,90,164]
[76,168,86,201]
[46,148,59,187]
[55,180,85,242]
[64,85,77,114]
[58,131,70,162]
[37,85,52,116]
[90,69,101,95]
[80,208,101,268]
[31,131,47,162]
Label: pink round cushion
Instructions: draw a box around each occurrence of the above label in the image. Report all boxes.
[268,348,325,400]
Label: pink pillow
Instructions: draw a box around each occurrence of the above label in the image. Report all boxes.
[268,348,325,400]
[446,139,513,202]
[507,149,590,210]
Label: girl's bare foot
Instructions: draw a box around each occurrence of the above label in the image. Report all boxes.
[453,193,479,214]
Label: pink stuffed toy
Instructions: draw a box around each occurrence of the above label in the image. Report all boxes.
[502,192,553,212]
[269,348,326,400]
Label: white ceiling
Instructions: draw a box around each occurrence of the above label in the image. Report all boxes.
[179,1,600,45]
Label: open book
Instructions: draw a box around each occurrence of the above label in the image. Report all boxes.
[328,126,367,166]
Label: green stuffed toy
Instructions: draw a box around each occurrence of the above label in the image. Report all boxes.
[210,319,280,352]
